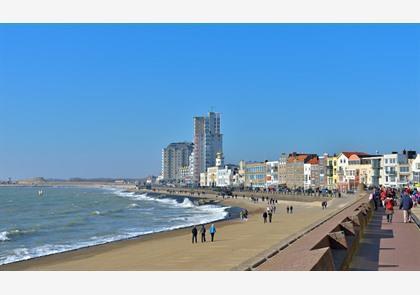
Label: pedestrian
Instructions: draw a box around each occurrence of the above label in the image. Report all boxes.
[200,224,207,243]
[268,210,273,223]
[192,226,198,244]
[400,192,414,223]
[210,224,216,242]
[373,191,379,211]
[290,206,294,214]
[287,206,290,214]
[384,196,395,223]
[263,211,268,223]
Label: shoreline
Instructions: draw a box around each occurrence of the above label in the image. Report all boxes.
[0,188,244,268]
[1,186,355,271]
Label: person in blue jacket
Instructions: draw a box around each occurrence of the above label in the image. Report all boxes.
[210,224,216,242]
[400,191,414,223]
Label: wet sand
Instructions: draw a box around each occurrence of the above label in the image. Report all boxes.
[1,192,360,271]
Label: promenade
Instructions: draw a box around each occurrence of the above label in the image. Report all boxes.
[350,207,420,271]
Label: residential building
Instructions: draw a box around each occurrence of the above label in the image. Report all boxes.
[162,142,194,182]
[179,166,192,184]
[326,155,338,190]
[286,153,318,189]
[278,153,288,186]
[383,150,415,188]
[191,112,223,183]
[319,153,328,188]
[199,153,237,188]
[244,161,267,189]
[266,160,279,189]
[304,156,320,190]
[360,155,383,188]
[216,164,238,187]
[383,152,405,188]
[206,166,219,187]
[199,172,207,187]
[411,154,420,186]
[337,152,368,191]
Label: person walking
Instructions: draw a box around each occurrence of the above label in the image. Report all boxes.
[290,206,294,214]
[200,224,207,243]
[400,192,414,223]
[192,226,198,244]
[263,211,268,223]
[268,210,273,223]
[287,206,290,214]
[384,196,395,223]
[244,209,249,221]
[209,224,216,242]
[373,191,379,211]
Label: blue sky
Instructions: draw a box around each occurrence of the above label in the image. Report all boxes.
[0,24,419,179]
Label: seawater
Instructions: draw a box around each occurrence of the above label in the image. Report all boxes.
[0,186,232,265]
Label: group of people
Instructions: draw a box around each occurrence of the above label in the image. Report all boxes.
[191,224,217,244]
[263,204,297,223]
[369,187,418,224]
[262,209,273,223]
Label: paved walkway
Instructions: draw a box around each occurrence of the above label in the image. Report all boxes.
[255,196,366,271]
[350,207,420,271]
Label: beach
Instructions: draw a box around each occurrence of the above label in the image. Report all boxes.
[1,189,361,271]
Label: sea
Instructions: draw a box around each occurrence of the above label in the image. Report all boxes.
[0,186,234,265]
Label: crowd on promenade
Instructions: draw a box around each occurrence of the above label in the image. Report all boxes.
[369,186,419,224]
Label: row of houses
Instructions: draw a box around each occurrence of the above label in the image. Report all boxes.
[198,150,420,191]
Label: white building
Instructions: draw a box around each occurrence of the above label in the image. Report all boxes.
[265,160,279,188]
[199,172,207,187]
[383,151,411,188]
[411,154,420,185]
[304,163,312,190]
[216,166,235,187]
[303,157,320,190]
[200,153,237,188]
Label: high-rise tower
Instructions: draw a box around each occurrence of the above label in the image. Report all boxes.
[191,112,223,183]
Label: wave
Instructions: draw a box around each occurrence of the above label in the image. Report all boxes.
[0,231,10,242]
[0,229,37,242]
[112,190,228,211]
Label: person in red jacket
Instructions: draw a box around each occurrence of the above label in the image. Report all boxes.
[385,196,395,223]
[380,190,387,208]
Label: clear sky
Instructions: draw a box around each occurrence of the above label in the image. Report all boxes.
[0,24,419,179]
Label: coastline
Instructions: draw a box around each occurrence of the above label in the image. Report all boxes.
[0,186,242,268]
[0,186,359,271]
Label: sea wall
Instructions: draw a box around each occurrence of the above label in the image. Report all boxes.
[233,195,373,271]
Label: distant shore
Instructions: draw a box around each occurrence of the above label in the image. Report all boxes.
[0,187,359,271]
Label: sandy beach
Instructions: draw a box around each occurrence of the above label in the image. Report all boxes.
[1,189,361,271]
